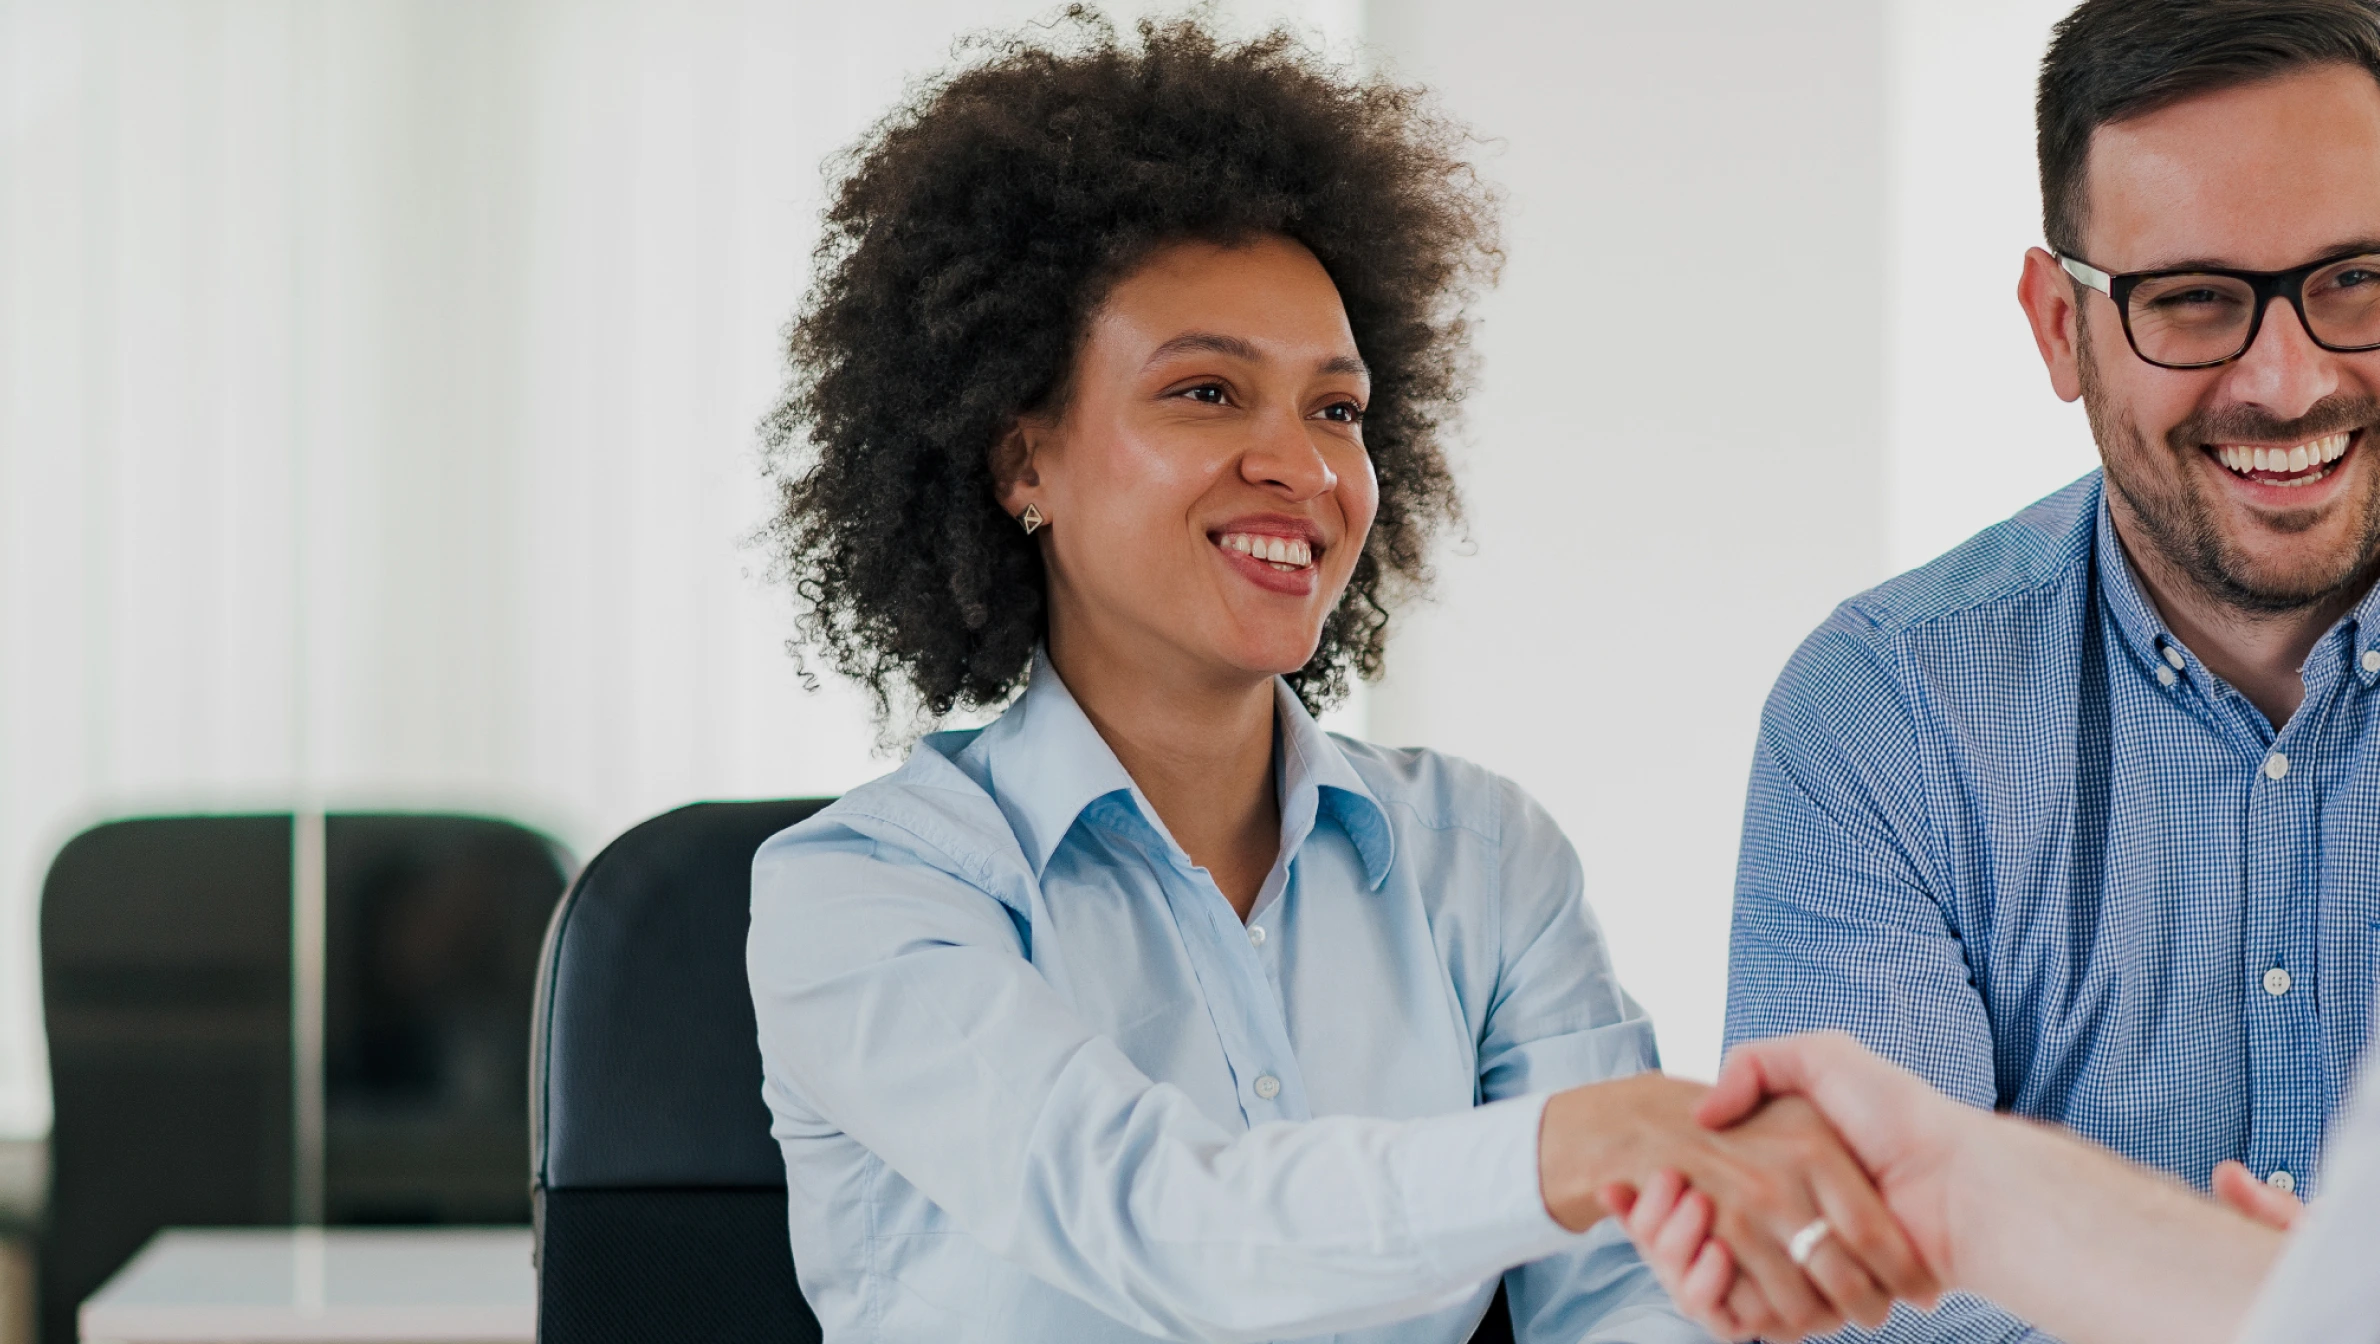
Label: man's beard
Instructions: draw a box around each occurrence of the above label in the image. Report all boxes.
[2078,332,2380,615]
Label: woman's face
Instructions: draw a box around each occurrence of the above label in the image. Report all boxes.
[1003,234,1378,688]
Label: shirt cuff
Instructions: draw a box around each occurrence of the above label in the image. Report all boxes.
[1388,1091,1585,1280]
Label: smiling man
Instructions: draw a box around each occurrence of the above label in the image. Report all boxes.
[1724,2,2380,1340]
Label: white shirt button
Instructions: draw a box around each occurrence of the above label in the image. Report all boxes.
[2264,966,2293,996]
[2163,644,2187,670]
[1247,924,1266,948]
[2268,1168,2297,1194]
[2156,665,2178,688]
[1252,1074,1281,1100]
[2366,649,2380,674]
[2265,752,2290,780]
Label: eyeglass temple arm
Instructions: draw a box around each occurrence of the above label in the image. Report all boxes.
[2057,254,2114,295]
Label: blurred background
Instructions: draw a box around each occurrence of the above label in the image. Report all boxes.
[0,0,2095,1331]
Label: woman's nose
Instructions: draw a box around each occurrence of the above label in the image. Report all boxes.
[1239,409,1338,499]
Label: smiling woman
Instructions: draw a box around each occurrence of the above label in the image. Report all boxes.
[1001,238,1377,677]
[744,12,1932,1344]
[761,10,1488,724]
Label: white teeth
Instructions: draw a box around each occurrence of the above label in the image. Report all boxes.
[1217,532,1313,568]
[2217,431,2355,480]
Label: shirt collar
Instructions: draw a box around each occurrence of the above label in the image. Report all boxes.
[960,649,1139,878]
[960,647,1395,887]
[2096,486,2380,689]
[1273,676,1396,890]
[2094,490,2188,679]
[2350,571,2380,688]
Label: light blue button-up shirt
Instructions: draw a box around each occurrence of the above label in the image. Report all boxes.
[1729,473,2380,1343]
[748,653,1703,1343]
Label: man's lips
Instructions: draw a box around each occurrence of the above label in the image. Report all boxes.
[2206,429,2360,490]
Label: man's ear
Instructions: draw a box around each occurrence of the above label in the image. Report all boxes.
[992,414,1049,517]
[2017,246,2086,403]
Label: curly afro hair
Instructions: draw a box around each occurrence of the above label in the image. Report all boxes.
[762,8,1500,725]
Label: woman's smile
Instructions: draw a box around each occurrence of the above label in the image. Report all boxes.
[1211,517,1324,596]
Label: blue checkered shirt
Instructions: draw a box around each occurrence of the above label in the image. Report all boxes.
[1727,472,2380,1343]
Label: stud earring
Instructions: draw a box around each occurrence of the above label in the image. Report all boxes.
[1018,503,1045,535]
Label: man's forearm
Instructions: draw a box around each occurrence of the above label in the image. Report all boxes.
[1944,1111,2283,1344]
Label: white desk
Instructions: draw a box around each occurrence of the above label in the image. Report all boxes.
[80,1228,534,1343]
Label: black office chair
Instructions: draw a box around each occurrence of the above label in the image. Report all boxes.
[40,813,568,1344]
[529,798,1516,1344]
[531,800,830,1343]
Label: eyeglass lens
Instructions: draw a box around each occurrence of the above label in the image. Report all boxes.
[2127,254,2380,365]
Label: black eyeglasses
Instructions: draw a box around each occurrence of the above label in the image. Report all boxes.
[2058,248,2380,369]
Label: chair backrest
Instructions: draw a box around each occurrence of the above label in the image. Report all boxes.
[530,799,830,1344]
[40,813,567,1344]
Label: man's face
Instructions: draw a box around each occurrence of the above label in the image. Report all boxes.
[2028,64,2380,612]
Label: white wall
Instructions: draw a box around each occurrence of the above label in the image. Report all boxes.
[0,0,1357,1139]
[1362,1,1892,1080]
[1885,0,2099,571]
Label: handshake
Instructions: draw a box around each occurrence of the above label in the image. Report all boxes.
[1539,1033,2299,1344]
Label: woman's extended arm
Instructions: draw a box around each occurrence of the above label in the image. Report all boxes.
[751,815,1933,1344]
[750,824,1585,1343]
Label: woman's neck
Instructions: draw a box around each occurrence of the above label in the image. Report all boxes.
[1046,628,1280,921]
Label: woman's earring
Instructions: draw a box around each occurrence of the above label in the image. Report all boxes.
[1018,504,1045,535]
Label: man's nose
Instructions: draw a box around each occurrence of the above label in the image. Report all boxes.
[2223,298,2345,421]
[1241,409,1337,499]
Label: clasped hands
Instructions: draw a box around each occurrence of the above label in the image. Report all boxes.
[1549,1035,2309,1343]
[1537,1067,1940,1341]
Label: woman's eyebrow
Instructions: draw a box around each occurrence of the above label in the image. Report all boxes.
[1143,331,1260,367]
[1143,331,1369,378]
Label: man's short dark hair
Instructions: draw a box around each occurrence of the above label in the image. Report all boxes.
[2039,0,2380,255]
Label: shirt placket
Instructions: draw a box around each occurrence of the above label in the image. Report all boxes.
[2243,648,2339,1196]
[1132,816,1314,1129]
[2320,641,2380,1128]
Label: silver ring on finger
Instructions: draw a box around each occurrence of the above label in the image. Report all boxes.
[1787,1217,1833,1267]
